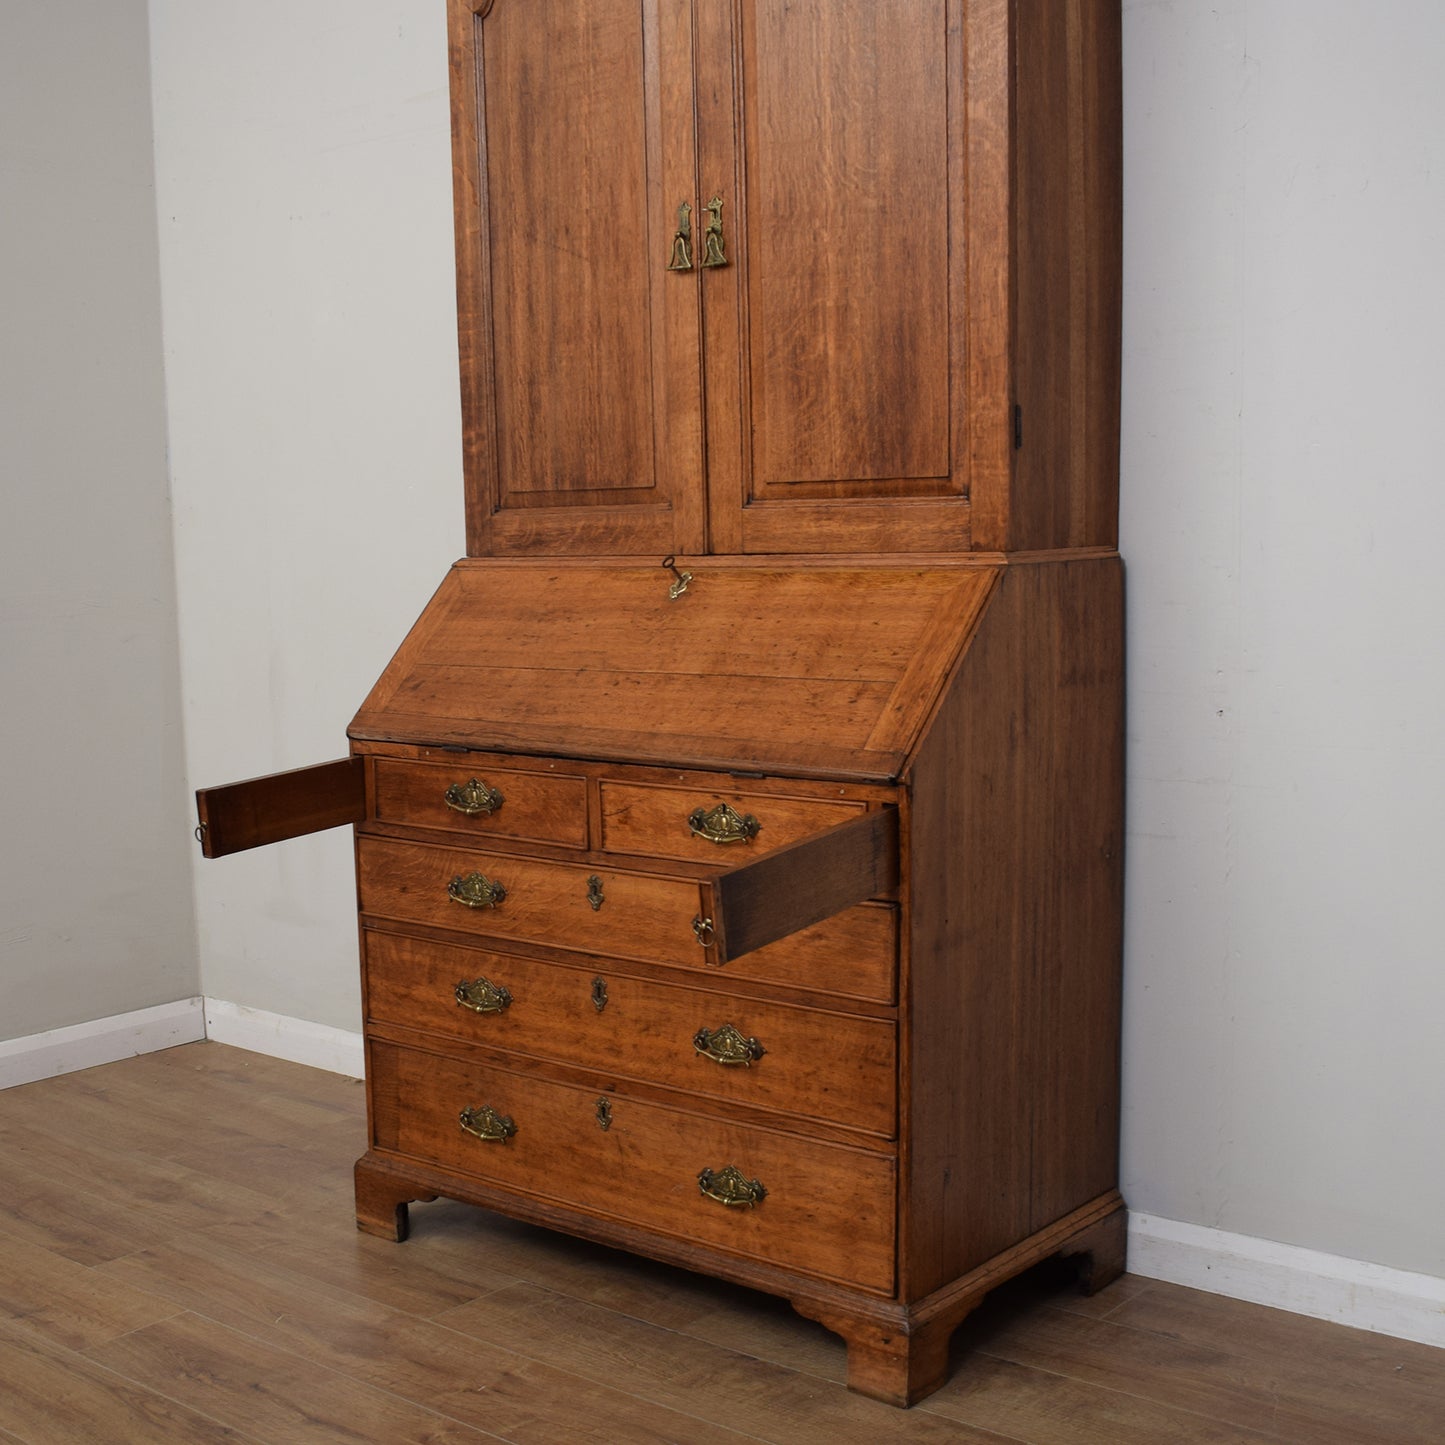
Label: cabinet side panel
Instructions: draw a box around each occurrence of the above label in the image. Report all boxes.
[901,558,1122,1296]
[1001,0,1122,551]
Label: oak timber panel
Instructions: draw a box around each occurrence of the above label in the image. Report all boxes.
[900,557,1123,1298]
[973,0,1122,550]
[698,0,984,553]
[350,561,999,780]
[364,932,897,1137]
[369,1040,896,1293]
[451,0,704,555]
[357,837,898,1004]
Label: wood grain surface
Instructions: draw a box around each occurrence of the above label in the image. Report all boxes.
[2,1044,1441,1443]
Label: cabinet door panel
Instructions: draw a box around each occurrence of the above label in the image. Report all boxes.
[698,0,977,553]
[452,0,703,556]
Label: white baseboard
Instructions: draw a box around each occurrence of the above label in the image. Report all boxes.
[202,998,364,1079]
[1128,1211,1445,1350]
[0,997,206,1090]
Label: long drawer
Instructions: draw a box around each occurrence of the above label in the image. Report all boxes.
[369,1039,896,1294]
[356,837,897,1004]
[364,932,897,1138]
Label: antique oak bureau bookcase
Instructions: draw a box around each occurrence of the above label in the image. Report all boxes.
[197,0,1125,1407]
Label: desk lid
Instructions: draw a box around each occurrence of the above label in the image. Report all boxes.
[349,558,1000,781]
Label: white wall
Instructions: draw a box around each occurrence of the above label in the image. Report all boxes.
[151,1,461,1031]
[145,0,1445,1284]
[0,2,196,1040]
[1121,0,1445,1277]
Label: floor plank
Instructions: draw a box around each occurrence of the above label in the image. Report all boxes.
[1,1041,1442,1444]
[0,1318,252,1444]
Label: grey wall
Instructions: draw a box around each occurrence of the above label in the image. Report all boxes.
[1120,0,1445,1276]
[151,1,460,1031]
[0,2,196,1040]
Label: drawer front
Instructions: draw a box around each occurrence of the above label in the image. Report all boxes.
[599,781,865,863]
[365,933,897,1137]
[372,758,587,847]
[370,1040,896,1294]
[357,837,896,1004]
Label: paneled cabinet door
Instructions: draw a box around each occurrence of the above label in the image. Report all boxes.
[451,0,996,558]
[697,0,989,555]
[450,0,706,557]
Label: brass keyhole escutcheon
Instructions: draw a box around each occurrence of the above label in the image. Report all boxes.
[591,976,608,1013]
[596,1096,613,1132]
[586,875,605,911]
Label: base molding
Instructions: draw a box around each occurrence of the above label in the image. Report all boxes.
[1128,1212,1445,1351]
[202,998,364,1078]
[0,997,206,1089]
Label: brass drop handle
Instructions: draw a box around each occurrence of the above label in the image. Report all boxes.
[459,1104,516,1143]
[444,778,504,817]
[687,802,760,845]
[694,1023,765,1067]
[455,975,512,1014]
[701,195,728,268]
[665,200,693,272]
[447,872,507,909]
[698,1164,766,1208]
[692,915,715,949]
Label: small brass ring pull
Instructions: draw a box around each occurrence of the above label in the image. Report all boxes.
[459,1104,516,1143]
[687,802,760,845]
[692,915,715,949]
[455,975,512,1014]
[586,874,605,911]
[666,199,694,272]
[698,1164,766,1209]
[694,1023,765,1067]
[447,872,507,909]
[661,555,692,600]
[444,778,504,817]
[701,195,727,268]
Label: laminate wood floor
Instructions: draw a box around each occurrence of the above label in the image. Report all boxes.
[0,1043,1439,1443]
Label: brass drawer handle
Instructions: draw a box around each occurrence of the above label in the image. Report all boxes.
[698,1164,766,1209]
[692,915,715,949]
[444,778,504,817]
[447,872,507,909]
[455,975,512,1014]
[459,1104,516,1143]
[693,1023,765,1067]
[687,802,760,845]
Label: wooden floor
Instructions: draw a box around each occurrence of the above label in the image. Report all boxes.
[0,1045,1441,1443]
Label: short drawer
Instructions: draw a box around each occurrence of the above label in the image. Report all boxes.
[369,1039,896,1294]
[599,780,865,863]
[356,837,896,1004]
[371,758,587,848]
[365,932,897,1137]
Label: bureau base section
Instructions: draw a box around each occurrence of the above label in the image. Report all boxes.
[354,1148,1124,1408]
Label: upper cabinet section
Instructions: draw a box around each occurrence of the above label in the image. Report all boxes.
[448,0,1121,558]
